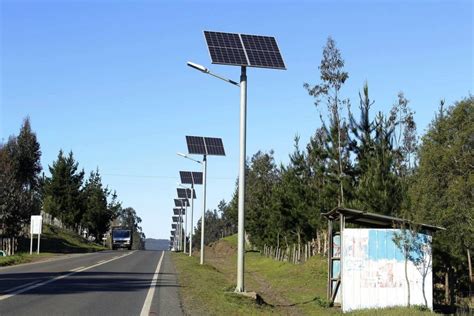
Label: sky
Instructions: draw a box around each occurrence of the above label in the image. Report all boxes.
[1,0,472,239]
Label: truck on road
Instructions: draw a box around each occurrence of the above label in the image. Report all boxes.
[111,227,132,250]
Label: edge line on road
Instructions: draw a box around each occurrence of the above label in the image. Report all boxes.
[0,251,136,301]
[140,250,165,316]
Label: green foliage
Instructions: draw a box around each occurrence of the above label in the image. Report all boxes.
[42,150,85,228]
[410,96,474,297]
[0,118,42,239]
[193,206,228,249]
[82,169,117,241]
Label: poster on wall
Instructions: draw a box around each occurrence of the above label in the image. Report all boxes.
[342,228,432,312]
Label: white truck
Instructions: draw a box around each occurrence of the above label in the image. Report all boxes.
[111,227,132,250]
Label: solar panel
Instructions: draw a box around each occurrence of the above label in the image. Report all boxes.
[172,216,180,222]
[204,31,248,67]
[204,137,226,156]
[204,31,286,70]
[191,172,203,184]
[240,34,286,70]
[180,171,203,185]
[177,188,196,199]
[180,171,193,184]
[173,208,181,215]
[171,230,175,236]
[186,136,206,155]
[174,198,189,207]
[172,223,177,229]
[186,135,225,156]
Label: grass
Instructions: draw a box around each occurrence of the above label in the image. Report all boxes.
[0,252,61,267]
[172,252,274,315]
[1,224,107,267]
[172,235,435,315]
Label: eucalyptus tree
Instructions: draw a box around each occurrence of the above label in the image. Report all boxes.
[304,36,351,207]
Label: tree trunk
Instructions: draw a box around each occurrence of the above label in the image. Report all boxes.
[317,231,321,254]
[277,232,280,250]
[422,271,427,307]
[404,253,410,307]
[297,231,301,263]
[468,248,473,286]
[445,270,450,305]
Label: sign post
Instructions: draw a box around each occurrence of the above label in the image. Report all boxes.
[30,215,42,254]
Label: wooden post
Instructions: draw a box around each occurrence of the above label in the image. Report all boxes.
[467,248,473,284]
[339,214,345,307]
[327,219,333,301]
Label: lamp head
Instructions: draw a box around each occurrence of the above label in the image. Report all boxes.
[187,61,208,73]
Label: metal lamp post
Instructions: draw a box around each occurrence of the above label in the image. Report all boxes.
[178,152,206,264]
[188,29,285,293]
[179,183,196,257]
[186,62,247,291]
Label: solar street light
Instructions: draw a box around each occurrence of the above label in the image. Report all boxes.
[181,136,225,265]
[189,30,286,293]
[179,171,203,257]
[178,183,197,256]
[174,199,188,252]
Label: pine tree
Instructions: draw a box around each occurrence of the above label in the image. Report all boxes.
[0,118,42,243]
[82,169,116,241]
[43,150,85,228]
[410,96,473,301]
[244,151,280,248]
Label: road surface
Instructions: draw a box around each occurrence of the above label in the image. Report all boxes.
[0,250,183,316]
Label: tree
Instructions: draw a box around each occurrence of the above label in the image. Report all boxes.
[42,150,85,228]
[410,96,474,303]
[82,169,116,241]
[304,36,351,207]
[0,118,42,254]
[244,151,280,248]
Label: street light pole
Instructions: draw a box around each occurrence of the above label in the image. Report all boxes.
[189,184,194,256]
[179,208,182,251]
[184,200,188,254]
[200,155,207,265]
[236,66,247,293]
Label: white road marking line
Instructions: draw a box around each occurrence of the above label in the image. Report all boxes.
[70,266,86,271]
[0,251,136,301]
[140,251,165,316]
[0,280,44,294]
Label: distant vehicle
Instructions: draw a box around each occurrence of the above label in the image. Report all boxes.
[111,227,132,250]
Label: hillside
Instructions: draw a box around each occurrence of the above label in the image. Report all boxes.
[0,224,106,267]
[172,235,433,315]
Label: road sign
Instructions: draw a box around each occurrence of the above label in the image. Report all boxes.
[30,215,42,234]
[30,215,42,254]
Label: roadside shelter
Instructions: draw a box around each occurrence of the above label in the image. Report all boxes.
[322,207,444,313]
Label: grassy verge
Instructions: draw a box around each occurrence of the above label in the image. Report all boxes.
[1,224,107,267]
[0,252,61,267]
[16,224,107,254]
[172,252,274,315]
[173,235,434,315]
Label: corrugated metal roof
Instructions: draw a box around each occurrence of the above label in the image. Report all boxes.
[322,207,445,232]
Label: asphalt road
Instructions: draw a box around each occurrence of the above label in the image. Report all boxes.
[0,250,183,316]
